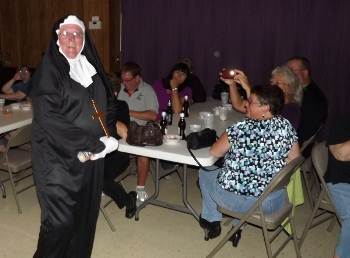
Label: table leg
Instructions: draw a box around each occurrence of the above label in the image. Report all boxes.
[182,164,199,220]
[135,160,199,221]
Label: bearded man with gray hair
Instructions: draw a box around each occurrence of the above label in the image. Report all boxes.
[287,56,328,146]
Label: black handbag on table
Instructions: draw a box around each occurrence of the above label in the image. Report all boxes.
[186,128,217,150]
[186,128,224,170]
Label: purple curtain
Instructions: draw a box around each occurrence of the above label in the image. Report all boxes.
[122,0,350,122]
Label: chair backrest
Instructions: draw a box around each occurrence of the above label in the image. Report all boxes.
[257,156,305,207]
[311,141,336,213]
[224,156,304,226]
[300,124,324,153]
[311,141,328,177]
[7,124,32,149]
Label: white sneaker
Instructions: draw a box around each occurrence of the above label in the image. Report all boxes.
[136,189,148,202]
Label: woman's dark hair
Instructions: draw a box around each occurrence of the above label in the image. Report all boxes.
[162,62,190,91]
[166,62,190,80]
[251,84,285,116]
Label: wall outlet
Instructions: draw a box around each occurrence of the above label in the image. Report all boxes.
[89,16,102,30]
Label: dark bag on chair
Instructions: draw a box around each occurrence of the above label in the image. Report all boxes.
[126,121,163,146]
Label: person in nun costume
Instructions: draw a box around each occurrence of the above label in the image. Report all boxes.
[30,15,119,258]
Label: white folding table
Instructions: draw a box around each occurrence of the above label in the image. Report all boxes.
[0,109,32,134]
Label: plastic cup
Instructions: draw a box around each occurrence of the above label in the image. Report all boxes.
[219,106,228,121]
[201,112,214,129]
[223,104,233,111]
[0,99,5,111]
[2,105,12,115]
[213,107,220,116]
[220,92,229,105]
[199,111,210,120]
[189,124,201,132]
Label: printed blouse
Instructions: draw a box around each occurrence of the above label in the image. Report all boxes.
[217,116,298,197]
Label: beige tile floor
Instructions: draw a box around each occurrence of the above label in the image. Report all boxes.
[0,168,339,258]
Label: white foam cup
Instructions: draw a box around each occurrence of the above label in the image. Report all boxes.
[219,106,228,121]
[220,92,229,105]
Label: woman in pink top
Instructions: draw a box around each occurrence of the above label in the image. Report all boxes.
[153,63,192,118]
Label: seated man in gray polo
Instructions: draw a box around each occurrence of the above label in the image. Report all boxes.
[118,62,159,203]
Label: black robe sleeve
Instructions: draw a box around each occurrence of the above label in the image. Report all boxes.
[104,98,131,178]
[33,93,104,156]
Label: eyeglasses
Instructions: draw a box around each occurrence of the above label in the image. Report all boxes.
[19,68,29,74]
[59,30,84,40]
[270,80,288,87]
[122,76,136,83]
[248,100,262,106]
[291,68,305,73]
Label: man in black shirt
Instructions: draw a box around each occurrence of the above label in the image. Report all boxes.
[324,112,350,258]
[286,56,328,145]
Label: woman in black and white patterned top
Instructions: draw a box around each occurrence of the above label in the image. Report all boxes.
[199,84,300,245]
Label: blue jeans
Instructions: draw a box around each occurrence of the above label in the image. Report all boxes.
[199,167,288,222]
[327,183,350,258]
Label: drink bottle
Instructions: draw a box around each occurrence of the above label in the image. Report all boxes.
[160,111,167,135]
[166,99,173,125]
[178,112,186,140]
[182,95,189,117]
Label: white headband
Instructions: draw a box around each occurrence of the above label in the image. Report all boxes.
[59,15,85,32]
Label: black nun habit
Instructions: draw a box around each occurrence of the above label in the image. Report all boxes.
[30,15,118,258]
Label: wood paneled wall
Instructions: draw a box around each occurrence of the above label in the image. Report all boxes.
[0,0,120,72]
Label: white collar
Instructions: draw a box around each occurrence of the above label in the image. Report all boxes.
[63,51,97,88]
